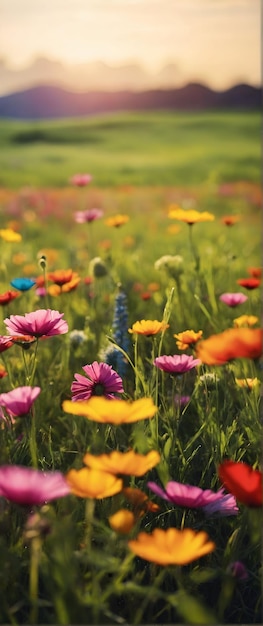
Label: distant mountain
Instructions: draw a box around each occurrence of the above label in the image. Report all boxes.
[0,83,260,120]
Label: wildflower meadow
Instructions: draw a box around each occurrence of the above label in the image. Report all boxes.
[0,112,262,625]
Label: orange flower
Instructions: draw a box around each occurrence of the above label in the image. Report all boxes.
[248,267,262,278]
[221,215,240,226]
[233,315,258,328]
[48,277,81,296]
[147,282,160,293]
[237,278,261,290]
[0,291,19,306]
[83,450,160,477]
[109,509,136,534]
[235,378,260,390]
[128,527,215,566]
[48,269,79,285]
[0,364,8,378]
[218,460,262,507]
[174,329,203,350]
[168,208,215,225]
[195,328,262,365]
[105,214,129,228]
[65,467,123,499]
[128,319,169,336]
[62,397,157,424]
[123,487,160,514]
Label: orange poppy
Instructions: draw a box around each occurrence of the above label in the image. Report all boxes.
[218,460,262,507]
[105,214,130,228]
[128,527,216,566]
[48,277,81,296]
[195,328,262,365]
[109,509,136,534]
[62,396,158,425]
[168,208,215,225]
[248,267,262,278]
[0,291,19,305]
[48,269,79,286]
[123,487,160,514]
[128,319,169,336]
[83,450,160,477]
[174,329,203,350]
[237,278,261,290]
[221,215,240,226]
[65,467,123,499]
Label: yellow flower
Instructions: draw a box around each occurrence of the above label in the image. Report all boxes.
[83,450,160,476]
[168,208,215,225]
[105,214,130,228]
[62,397,157,424]
[128,527,216,566]
[128,319,169,336]
[109,509,136,534]
[0,228,22,242]
[65,467,123,498]
[123,487,160,514]
[233,315,259,328]
[235,378,260,390]
[174,329,203,350]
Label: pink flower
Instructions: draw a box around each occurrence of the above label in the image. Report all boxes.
[0,336,13,353]
[74,208,104,224]
[147,481,238,516]
[219,293,248,307]
[227,561,248,581]
[70,173,92,187]
[0,386,41,417]
[4,309,68,338]
[71,361,124,401]
[154,354,201,374]
[0,466,70,505]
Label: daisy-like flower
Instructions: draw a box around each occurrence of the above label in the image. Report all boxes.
[174,329,203,350]
[0,336,14,353]
[219,293,248,307]
[65,468,122,499]
[147,480,238,516]
[233,315,258,328]
[221,215,240,226]
[237,278,261,290]
[74,208,104,223]
[154,354,201,374]
[0,386,41,417]
[71,361,124,401]
[83,450,160,477]
[0,229,22,243]
[109,509,136,534]
[105,214,129,228]
[218,460,262,507]
[62,396,157,424]
[70,173,92,187]
[10,278,36,292]
[0,465,70,505]
[128,527,216,566]
[128,319,169,336]
[195,328,262,365]
[0,291,19,306]
[47,269,80,286]
[4,309,68,338]
[168,208,215,225]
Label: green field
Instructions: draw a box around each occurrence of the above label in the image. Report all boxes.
[0,111,260,188]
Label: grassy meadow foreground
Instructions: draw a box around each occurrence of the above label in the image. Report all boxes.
[0,110,262,624]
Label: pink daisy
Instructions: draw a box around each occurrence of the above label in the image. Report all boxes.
[0,465,70,505]
[219,293,248,307]
[74,208,104,223]
[154,354,200,374]
[0,386,41,417]
[4,309,68,338]
[71,361,124,401]
[147,480,238,517]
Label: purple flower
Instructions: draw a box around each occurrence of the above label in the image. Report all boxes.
[0,386,41,417]
[0,465,70,505]
[227,561,248,580]
[147,480,238,517]
[4,309,68,338]
[154,354,201,374]
[75,208,104,224]
[71,361,124,401]
[219,293,248,307]
[174,394,191,408]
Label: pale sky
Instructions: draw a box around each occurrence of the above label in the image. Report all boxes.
[0,0,260,88]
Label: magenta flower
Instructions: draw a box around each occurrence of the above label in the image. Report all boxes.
[75,208,104,224]
[0,336,13,353]
[0,465,70,505]
[219,293,248,307]
[0,386,41,417]
[174,394,191,408]
[70,173,92,187]
[154,354,201,374]
[4,309,68,338]
[147,480,238,517]
[71,361,124,401]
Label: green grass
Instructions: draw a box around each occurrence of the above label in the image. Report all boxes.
[0,111,260,188]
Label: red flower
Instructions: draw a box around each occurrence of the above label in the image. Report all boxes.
[248,267,262,278]
[0,291,19,305]
[218,460,262,507]
[237,278,261,290]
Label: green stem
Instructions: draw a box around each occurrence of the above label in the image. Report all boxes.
[29,536,42,624]
[84,498,95,550]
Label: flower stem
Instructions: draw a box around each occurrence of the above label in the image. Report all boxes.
[84,498,95,550]
[29,536,41,624]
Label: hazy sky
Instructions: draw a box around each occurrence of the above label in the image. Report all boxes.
[0,0,260,87]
